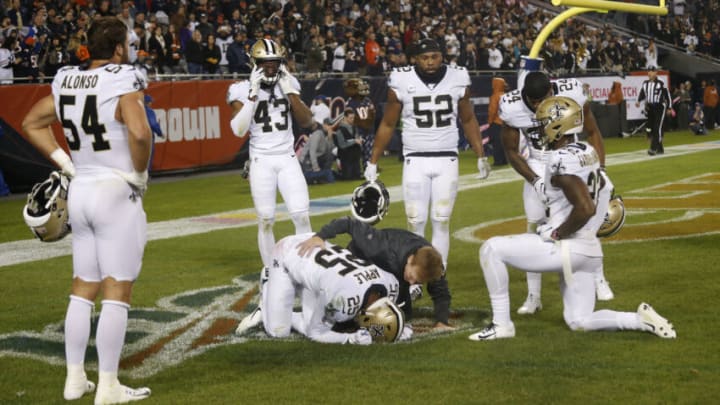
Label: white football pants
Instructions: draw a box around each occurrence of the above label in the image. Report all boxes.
[249,153,311,267]
[480,234,643,332]
[402,156,458,267]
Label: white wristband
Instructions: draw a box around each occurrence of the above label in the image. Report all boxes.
[50,148,75,177]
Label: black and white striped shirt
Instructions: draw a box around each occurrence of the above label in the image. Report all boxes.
[638,79,671,106]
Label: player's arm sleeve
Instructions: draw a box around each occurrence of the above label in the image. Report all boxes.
[427,276,451,325]
[227,82,255,137]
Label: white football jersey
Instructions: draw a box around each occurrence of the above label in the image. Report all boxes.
[277,235,400,324]
[499,78,587,162]
[227,77,300,155]
[51,64,147,174]
[389,65,470,154]
[544,141,610,255]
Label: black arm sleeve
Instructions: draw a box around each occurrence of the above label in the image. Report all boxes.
[427,276,451,325]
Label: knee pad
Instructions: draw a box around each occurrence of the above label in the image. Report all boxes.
[564,314,585,332]
[289,211,311,234]
[258,216,275,232]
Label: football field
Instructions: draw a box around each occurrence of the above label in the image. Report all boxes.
[1,131,719,404]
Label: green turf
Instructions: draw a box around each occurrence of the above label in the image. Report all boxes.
[1,130,719,404]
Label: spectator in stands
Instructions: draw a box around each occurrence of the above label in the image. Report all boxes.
[148,25,170,74]
[487,40,503,69]
[334,108,363,180]
[0,36,15,84]
[644,38,659,69]
[331,37,346,72]
[343,35,363,73]
[227,30,251,74]
[215,24,233,75]
[304,32,324,74]
[196,12,214,40]
[300,119,336,184]
[185,29,204,75]
[364,31,381,75]
[703,79,719,130]
[311,95,331,126]
[203,33,221,76]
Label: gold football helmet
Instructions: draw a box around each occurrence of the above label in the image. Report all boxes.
[22,171,71,242]
[250,38,285,85]
[597,195,626,238]
[534,96,584,146]
[356,297,404,343]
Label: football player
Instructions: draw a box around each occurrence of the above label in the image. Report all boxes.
[21,17,152,403]
[469,96,676,341]
[227,38,315,272]
[500,66,614,316]
[296,215,447,330]
[363,39,490,328]
[236,234,407,344]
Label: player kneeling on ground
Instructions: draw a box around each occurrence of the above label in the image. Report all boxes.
[236,234,409,344]
[469,96,676,341]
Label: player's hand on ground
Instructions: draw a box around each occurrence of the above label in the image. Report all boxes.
[399,324,414,341]
[433,322,456,332]
[348,328,372,345]
[477,157,491,179]
[296,235,324,257]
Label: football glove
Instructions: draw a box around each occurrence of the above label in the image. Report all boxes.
[398,324,413,341]
[532,176,549,204]
[363,162,378,182]
[113,169,148,197]
[347,328,372,345]
[248,66,264,100]
[537,223,558,242]
[477,157,491,179]
[278,65,299,96]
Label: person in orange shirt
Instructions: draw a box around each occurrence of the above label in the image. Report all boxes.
[702,79,719,129]
[607,81,624,105]
[364,31,381,75]
[487,77,508,166]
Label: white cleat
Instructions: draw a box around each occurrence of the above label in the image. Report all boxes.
[468,323,516,341]
[517,294,542,314]
[235,307,263,336]
[637,302,676,339]
[94,382,151,405]
[63,373,96,400]
[596,279,615,301]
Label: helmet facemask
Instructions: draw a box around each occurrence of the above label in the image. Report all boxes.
[356,297,405,343]
[250,38,285,86]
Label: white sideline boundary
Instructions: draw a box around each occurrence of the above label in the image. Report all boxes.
[2,141,719,268]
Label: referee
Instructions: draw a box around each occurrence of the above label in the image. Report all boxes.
[636,67,672,155]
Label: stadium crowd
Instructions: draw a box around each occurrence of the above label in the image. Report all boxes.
[1,0,719,84]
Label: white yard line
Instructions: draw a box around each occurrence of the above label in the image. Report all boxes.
[2,141,719,268]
